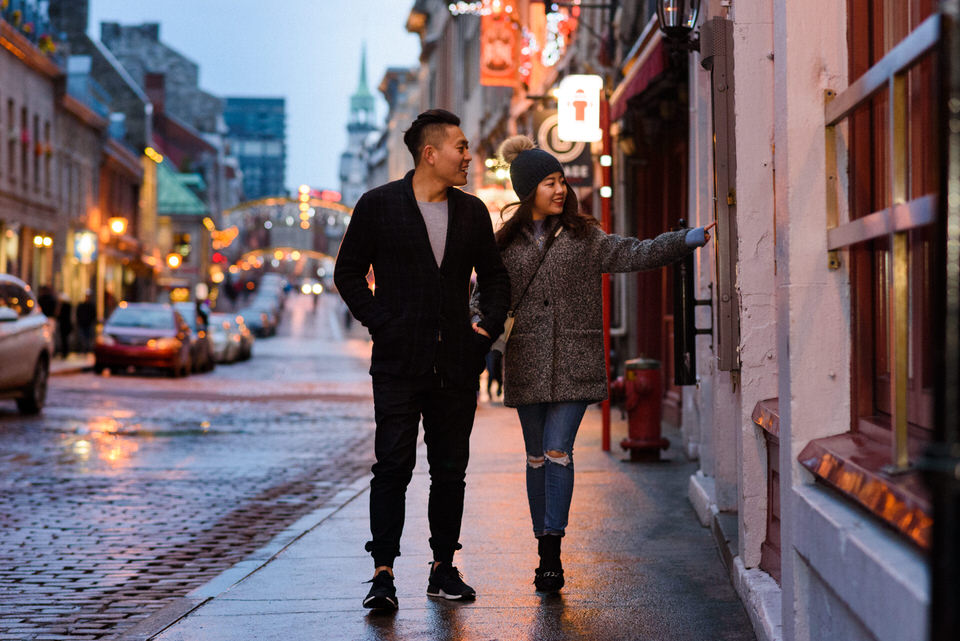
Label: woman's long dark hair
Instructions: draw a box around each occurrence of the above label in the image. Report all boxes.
[494,182,599,249]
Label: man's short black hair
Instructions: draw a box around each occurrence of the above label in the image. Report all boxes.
[403,109,461,165]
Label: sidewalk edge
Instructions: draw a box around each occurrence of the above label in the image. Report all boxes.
[112,474,371,641]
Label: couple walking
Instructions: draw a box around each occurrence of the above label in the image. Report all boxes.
[333,109,711,610]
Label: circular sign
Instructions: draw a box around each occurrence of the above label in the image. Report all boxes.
[536,113,586,164]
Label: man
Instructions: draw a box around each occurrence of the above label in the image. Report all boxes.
[334,109,510,610]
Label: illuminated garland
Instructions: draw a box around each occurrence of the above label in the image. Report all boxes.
[448,0,515,17]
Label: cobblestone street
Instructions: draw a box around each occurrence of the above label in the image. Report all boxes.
[0,295,376,640]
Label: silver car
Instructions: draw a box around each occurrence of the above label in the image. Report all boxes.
[0,274,55,414]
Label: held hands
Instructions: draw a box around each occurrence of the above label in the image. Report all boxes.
[472,322,491,339]
[685,221,716,248]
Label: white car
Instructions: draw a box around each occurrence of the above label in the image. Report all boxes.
[0,274,55,414]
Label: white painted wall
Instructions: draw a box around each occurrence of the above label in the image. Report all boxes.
[730,0,778,569]
[770,0,855,640]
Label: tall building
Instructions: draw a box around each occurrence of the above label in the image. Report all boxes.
[338,46,378,208]
[223,98,286,200]
[97,21,242,223]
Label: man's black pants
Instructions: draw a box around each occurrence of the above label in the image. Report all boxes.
[367,373,477,568]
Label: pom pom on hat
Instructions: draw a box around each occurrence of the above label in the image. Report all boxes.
[498,135,564,200]
[497,135,535,165]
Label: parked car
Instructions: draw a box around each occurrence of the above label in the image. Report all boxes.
[173,302,215,372]
[238,308,271,338]
[248,301,279,336]
[234,315,254,360]
[212,313,253,361]
[0,274,54,414]
[95,303,191,377]
[208,313,242,363]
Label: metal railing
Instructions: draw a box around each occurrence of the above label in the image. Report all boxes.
[823,12,942,472]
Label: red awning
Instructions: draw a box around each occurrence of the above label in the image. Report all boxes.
[610,38,667,121]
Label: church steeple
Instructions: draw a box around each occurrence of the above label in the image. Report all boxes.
[348,44,376,134]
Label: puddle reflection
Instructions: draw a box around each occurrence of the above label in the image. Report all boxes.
[64,415,141,468]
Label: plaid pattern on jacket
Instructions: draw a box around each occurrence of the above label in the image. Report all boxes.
[334,170,511,390]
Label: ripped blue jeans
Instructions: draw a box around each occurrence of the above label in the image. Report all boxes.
[516,401,589,537]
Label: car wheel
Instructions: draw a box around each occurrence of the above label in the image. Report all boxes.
[17,355,49,415]
[94,363,105,375]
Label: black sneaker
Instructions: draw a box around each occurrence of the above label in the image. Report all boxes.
[426,562,476,600]
[363,570,398,610]
[534,567,564,593]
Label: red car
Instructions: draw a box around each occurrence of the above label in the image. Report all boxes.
[94,303,192,377]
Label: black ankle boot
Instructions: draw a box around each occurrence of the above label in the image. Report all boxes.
[534,535,564,592]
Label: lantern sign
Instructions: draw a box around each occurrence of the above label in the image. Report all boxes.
[73,231,98,264]
[557,75,603,142]
[480,4,519,86]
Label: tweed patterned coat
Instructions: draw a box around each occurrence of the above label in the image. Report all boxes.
[500,218,691,407]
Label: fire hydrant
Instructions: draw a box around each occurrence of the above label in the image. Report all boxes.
[609,357,669,462]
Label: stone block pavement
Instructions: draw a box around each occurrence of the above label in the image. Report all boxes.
[128,402,756,641]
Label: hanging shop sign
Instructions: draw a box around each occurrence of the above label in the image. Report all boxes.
[534,109,593,188]
[557,74,603,142]
[73,230,98,264]
[480,3,519,86]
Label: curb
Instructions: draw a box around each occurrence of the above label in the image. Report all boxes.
[50,357,94,377]
[113,474,371,641]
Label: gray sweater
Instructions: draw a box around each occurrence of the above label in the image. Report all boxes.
[499,219,691,407]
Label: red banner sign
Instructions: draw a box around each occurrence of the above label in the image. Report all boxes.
[480,10,518,87]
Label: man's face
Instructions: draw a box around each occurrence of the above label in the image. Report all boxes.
[425,125,471,187]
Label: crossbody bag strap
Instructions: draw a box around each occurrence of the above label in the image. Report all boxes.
[509,225,563,317]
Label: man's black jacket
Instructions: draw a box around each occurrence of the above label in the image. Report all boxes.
[334,170,510,389]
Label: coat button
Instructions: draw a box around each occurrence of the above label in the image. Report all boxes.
[544,299,550,307]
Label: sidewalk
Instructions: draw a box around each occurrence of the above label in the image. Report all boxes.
[131,402,755,641]
[50,352,93,376]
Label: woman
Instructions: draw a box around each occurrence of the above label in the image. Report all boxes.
[494,135,710,593]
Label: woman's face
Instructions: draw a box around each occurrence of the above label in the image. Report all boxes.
[531,171,567,218]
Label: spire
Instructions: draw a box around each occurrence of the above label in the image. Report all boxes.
[353,43,372,99]
[348,43,376,135]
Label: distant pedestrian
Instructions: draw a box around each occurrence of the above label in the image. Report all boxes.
[56,295,73,358]
[334,109,510,611]
[37,285,58,318]
[76,291,97,353]
[491,135,712,593]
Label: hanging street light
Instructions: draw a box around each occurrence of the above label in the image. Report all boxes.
[656,0,701,50]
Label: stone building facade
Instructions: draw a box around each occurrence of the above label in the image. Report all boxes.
[0,20,62,289]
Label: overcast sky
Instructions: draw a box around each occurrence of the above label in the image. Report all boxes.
[88,0,421,195]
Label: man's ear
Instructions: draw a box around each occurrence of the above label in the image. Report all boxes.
[421,145,436,166]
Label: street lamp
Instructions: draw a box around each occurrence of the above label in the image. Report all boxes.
[108,217,128,235]
[656,0,701,50]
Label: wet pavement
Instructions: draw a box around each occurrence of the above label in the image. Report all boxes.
[143,383,755,641]
[0,294,376,640]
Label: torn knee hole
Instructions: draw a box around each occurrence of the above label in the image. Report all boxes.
[526,455,545,469]
[545,450,571,466]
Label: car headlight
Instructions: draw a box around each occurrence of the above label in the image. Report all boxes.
[96,334,116,346]
[148,337,181,351]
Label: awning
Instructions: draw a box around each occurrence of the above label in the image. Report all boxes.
[610,37,667,121]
